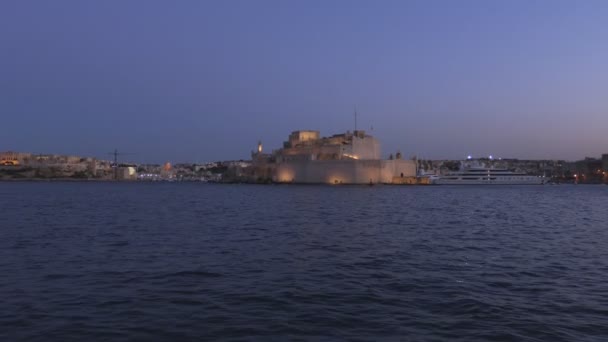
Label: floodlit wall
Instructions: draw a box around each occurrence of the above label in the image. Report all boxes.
[288,130,320,146]
[279,134,381,161]
[275,159,416,184]
[380,159,417,181]
[350,136,381,160]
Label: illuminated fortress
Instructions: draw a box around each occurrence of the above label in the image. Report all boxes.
[252,130,416,184]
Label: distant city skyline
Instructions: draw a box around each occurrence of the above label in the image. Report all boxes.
[1,1,607,163]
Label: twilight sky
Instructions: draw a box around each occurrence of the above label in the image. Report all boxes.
[1,0,607,163]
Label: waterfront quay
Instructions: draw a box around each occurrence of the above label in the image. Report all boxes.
[0,151,245,182]
[1,148,607,184]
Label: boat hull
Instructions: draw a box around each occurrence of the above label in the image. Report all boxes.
[435,177,544,185]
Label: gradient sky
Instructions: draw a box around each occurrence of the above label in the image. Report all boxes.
[1,0,607,163]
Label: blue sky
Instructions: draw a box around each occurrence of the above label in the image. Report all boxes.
[1,0,607,163]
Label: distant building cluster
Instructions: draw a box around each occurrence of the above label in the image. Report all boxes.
[2,146,607,184]
[0,151,113,180]
[137,161,250,182]
[0,150,254,182]
[561,154,608,184]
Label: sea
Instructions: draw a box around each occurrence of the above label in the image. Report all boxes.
[1,182,607,341]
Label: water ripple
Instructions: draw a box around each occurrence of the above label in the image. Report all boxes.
[1,183,608,341]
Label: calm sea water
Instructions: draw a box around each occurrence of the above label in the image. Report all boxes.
[1,182,607,341]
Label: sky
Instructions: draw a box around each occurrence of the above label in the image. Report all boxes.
[1,0,607,163]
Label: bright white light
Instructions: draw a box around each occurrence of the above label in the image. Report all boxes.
[489,155,493,160]
[467,155,472,160]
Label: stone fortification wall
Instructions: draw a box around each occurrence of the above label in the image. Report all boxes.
[380,159,417,181]
[278,135,380,162]
[275,159,416,184]
[350,136,381,160]
[279,144,342,161]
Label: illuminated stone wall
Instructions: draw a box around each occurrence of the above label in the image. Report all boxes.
[261,129,415,184]
[278,131,381,161]
[350,135,381,160]
[275,159,416,184]
[380,159,417,181]
[287,130,320,147]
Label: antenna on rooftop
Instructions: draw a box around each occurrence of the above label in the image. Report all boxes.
[354,106,358,132]
[107,149,135,180]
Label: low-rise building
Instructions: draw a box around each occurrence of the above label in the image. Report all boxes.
[0,151,31,166]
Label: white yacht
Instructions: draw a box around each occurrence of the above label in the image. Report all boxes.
[436,167,545,185]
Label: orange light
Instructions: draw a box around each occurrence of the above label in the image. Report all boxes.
[342,153,359,160]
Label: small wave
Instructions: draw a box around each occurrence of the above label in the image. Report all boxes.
[149,270,223,279]
[105,241,129,247]
[168,299,205,306]
[44,273,75,280]
[98,299,132,307]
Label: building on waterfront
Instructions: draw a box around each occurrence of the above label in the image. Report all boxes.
[560,156,606,183]
[116,165,138,180]
[0,151,31,166]
[250,130,416,184]
[0,150,118,179]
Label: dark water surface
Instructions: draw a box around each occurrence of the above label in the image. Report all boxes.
[1,183,608,341]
